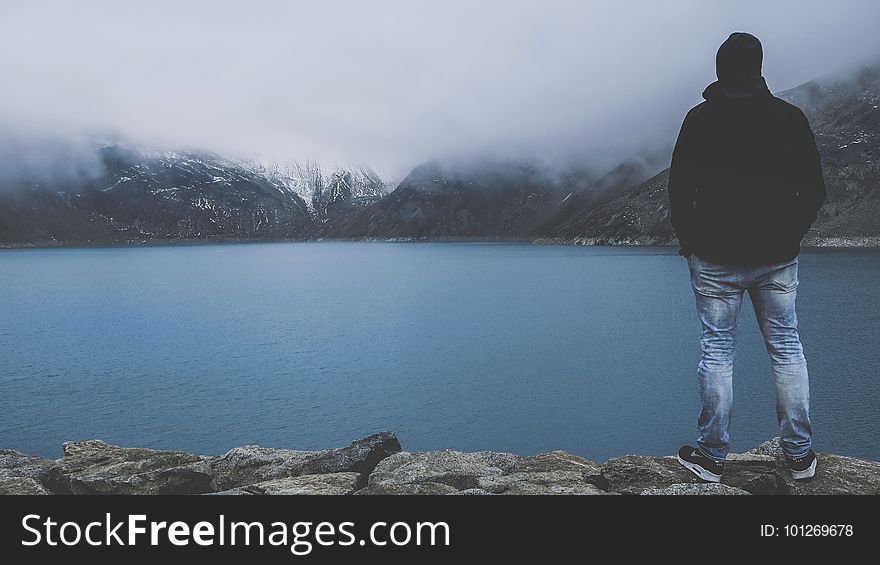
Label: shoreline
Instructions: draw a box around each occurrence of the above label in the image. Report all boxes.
[3,435,879,495]
[2,236,880,251]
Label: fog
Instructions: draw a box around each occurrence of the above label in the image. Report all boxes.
[1,0,878,178]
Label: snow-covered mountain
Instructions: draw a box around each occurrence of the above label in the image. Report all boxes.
[249,160,394,222]
[0,142,398,246]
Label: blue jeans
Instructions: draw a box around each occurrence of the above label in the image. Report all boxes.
[687,254,812,461]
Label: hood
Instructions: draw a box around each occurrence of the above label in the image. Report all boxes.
[702,32,772,101]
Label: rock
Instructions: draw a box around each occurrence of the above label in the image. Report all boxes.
[449,488,494,495]
[602,453,785,495]
[781,455,880,495]
[478,471,610,495]
[514,451,602,475]
[0,450,54,494]
[4,435,878,495]
[365,449,608,495]
[747,437,783,457]
[367,450,520,491]
[745,437,880,494]
[0,477,53,495]
[601,455,702,495]
[242,473,361,495]
[641,483,750,495]
[203,488,253,495]
[210,432,400,491]
[47,440,214,495]
[355,482,459,495]
[722,460,783,495]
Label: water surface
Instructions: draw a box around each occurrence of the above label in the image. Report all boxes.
[2,242,878,461]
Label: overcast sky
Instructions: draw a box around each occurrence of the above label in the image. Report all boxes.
[1,0,878,176]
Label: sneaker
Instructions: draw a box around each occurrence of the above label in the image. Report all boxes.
[786,450,817,480]
[677,445,724,483]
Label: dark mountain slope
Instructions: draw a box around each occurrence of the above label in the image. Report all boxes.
[326,159,568,240]
[0,144,319,246]
[540,59,880,246]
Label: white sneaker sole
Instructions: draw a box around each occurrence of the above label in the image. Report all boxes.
[790,457,817,480]
[677,454,722,483]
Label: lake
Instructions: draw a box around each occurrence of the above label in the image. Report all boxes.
[1,242,878,462]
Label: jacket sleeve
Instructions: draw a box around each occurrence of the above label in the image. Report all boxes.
[667,109,699,255]
[792,110,827,237]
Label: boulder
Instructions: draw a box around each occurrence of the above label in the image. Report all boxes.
[241,472,361,495]
[449,488,494,495]
[365,449,608,495]
[47,440,213,495]
[210,432,400,491]
[0,477,53,495]
[641,483,750,495]
[746,437,880,495]
[601,454,784,495]
[601,455,702,495]
[203,488,253,496]
[477,471,609,495]
[0,450,53,495]
[355,482,459,495]
[514,451,602,476]
[783,455,880,495]
[366,450,520,491]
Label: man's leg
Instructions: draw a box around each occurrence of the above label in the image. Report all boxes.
[749,258,812,458]
[689,257,745,462]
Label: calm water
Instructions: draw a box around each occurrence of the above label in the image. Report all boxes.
[1,242,878,462]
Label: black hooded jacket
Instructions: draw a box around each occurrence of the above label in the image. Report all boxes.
[667,32,826,265]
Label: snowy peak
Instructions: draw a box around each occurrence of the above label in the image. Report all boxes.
[249,160,395,219]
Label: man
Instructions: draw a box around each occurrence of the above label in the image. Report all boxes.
[668,32,826,482]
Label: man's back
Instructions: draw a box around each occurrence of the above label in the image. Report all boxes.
[671,32,821,485]
[668,36,826,265]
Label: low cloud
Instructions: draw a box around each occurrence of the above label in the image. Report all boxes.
[0,1,877,178]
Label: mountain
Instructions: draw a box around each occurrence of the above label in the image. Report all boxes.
[2,59,877,248]
[326,159,567,240]
[538,59,880,246]
[0,143,392,246]
[249,160,393,224]
[326,152,667,240]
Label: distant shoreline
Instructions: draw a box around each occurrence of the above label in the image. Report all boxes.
[2,236,880,251]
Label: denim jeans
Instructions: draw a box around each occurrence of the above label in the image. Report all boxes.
[687,253,812,461]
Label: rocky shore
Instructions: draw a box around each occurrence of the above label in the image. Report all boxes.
[2,433,878,495]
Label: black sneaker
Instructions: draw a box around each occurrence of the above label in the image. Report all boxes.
[677,445,724,483]
[786,450,817,480]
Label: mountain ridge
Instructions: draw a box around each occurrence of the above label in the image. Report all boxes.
[1,58,878,248]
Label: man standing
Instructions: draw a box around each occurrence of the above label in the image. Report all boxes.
[668,32,826,482]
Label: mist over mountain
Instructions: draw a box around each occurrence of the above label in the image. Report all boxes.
[0,57,878,248]
[536,58,880,246]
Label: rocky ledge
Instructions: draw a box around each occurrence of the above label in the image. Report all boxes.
[2,434,878,495]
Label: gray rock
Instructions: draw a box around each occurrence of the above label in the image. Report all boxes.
[203,488,253,495]
[745,438,880,494]
[210,432,400,491]
[781,455,880,495]
[367,450,520,491]
[641,483,750,495]
[478,471,610,495]
[602,455,701,495]
[514,451,602,475]
[0,477,53,495]
[366,449,608,495]
[601,454,782,495]
[355,482,459,495]
[747,437,784,457]
[242,472,361,495]
[47,440,214,495]
[449,488,494,495]
[0,450,54,494]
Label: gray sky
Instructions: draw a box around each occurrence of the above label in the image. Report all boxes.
[1,0,878,177]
